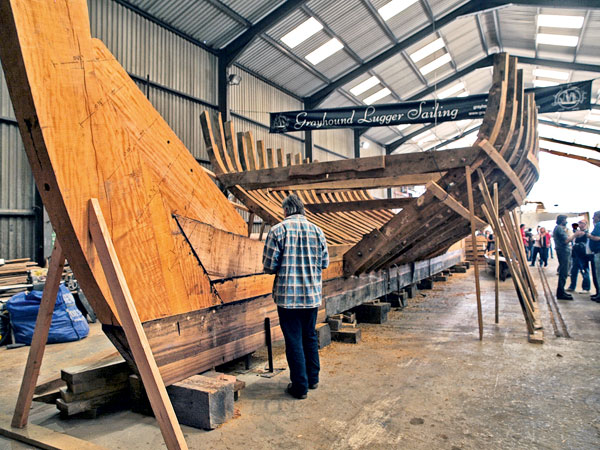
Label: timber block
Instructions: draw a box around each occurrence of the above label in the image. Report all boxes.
[331,328,361,344]
[354,302,391,324]
[463,261,471,269]
[431,274,448,282]
[402,284,417,299]
[386,291,407,308]
[342,312,356,323]
[417,278,434,290]
[61,360,131,394]
[168,375,235,430]
[327,317,343,331]
[200,371,245,401]
[316,323,331,349]
[451,265,467,273]
[442,270,452,276]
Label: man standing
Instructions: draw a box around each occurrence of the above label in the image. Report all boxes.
[263,194,329,399]
[553,215,583,300]
[567,219,592,294]
[586,211,600,302]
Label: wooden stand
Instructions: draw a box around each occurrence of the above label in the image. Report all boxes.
[8,200,188,450]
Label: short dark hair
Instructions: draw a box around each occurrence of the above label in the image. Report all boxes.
[556,214,567,225]
[282,194,304,217]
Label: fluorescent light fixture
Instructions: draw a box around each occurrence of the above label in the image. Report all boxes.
[538,14,584,29]
[378,0,419,21]
[410,38,445,63]
[350,76,380,96]
[420,53,452,75]
[437,82,465,99]
[536,33,579,47]
[397,124,410,131]
[281,18,323,48]
[306,38,344,65]
[364,87,391,105]
[533,79,559,88]
[457,91,469,97]
[532,69,569,81]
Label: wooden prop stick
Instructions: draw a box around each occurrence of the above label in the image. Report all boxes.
[509,209,538,299]
[493,183,500,324]
[11,242,66,428]
[247,213,255,237]
[88,199,187,450]
[465,166,484,340]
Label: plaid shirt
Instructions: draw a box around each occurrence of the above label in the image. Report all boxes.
[263,214,329,308]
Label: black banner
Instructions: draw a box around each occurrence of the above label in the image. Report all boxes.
[269,80,592,133]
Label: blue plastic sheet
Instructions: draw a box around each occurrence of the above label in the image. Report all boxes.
[6,284,89,345]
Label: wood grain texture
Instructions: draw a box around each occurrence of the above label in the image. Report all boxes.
[0,0,246,324]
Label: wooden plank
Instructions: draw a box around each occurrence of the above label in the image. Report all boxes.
[427,181,487,229]
[465,166,484,341]
[478,139,527,200]
[271,173,442,192]
[494,183,500,324]
[88,199,187,450]
[304,197,414,214]
[216,147,478,190]
[0,413,106,450]
[12,242,66,428]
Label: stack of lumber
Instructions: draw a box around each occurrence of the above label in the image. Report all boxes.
[464,235,487,266]
[0,258,42,301]
[56,359,131,418]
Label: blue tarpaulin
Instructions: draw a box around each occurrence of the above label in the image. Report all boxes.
[6,284,89,345]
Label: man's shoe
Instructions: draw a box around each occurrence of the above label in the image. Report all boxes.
[591,294,600,302]
[308,383,318,390]
[285,383,307,399]
[557,293,573,300]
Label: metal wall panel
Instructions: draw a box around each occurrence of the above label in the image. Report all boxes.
[0,71,15,120]
[0,123,35,259]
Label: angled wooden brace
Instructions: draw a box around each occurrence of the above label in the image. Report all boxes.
[426,181,487,229]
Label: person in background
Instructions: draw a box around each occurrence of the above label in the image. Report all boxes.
[263,194,329,399]
[567,219,592,295]
[486,231,495,253]
[553,215,584,300]
[530,227,550,267]
[520,224,529,260]
[586,211,600,302]
[526,228,534,261]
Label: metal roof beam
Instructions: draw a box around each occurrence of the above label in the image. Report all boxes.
[304,0,496,108]
[517,56,600,73]
[573,10,591,63]
[539,119,600,137]
[475,14,489,55]
[221,0,308,67]
[485,0,600,8]
[386,123,437,154]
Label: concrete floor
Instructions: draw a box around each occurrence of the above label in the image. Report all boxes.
[1,257,599,449]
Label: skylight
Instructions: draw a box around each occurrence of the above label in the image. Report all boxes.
[536,33,579,47]
[397,124,411,131]
[538,14,584,29]
[306,38,344,65]
[437,82,465,99]
[350,76,380,96]
[378,0,419,21]
[420,53,452,75]
[533,79,559,88]
[281,17,323,48]
[364,88,391,105]
[532,69,569,81]
[410,38,445,63]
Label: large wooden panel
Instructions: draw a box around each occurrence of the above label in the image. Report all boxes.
[0,0,247,324]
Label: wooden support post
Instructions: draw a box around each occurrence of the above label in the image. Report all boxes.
[258,222,267,241]
[88,199,187,450]
[465,166,483,340]
[493,183,500,324]
[11,242,66,428]
[247,213,255,238]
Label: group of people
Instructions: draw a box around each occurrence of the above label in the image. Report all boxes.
[553,212,600,301]
[520,225,552,267]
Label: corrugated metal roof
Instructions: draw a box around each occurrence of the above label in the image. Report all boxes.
[221,0,285,24]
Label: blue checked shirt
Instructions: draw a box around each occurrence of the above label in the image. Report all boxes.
[263,214,329,308]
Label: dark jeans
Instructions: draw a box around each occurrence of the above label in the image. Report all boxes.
[593,255,600,296]
[530,247,548,266]
[568,254,591,291]
[556,248,571,296]
[277,306,320,395]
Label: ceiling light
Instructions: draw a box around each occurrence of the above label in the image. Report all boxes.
[420,53,452,75]
[532,69,569,81]
[397,124,410,131]
[378,0,419,21]
[350,76,380,96]
[306,38,344,65]
[536,33,579,47]
[410,38,445,63]
[537,14,584,29]
[281,17,323,48]
[364,87,391,105]
[437,82,465,99]
[361,141,370,149]
[533,79,559,88]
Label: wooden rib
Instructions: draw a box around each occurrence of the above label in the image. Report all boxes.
[478,139,527,200]
[427,181,487,229]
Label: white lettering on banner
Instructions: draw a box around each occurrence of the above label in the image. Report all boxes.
[294,110,357,130]
[407,101,459,121]
[357,106,405,125]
